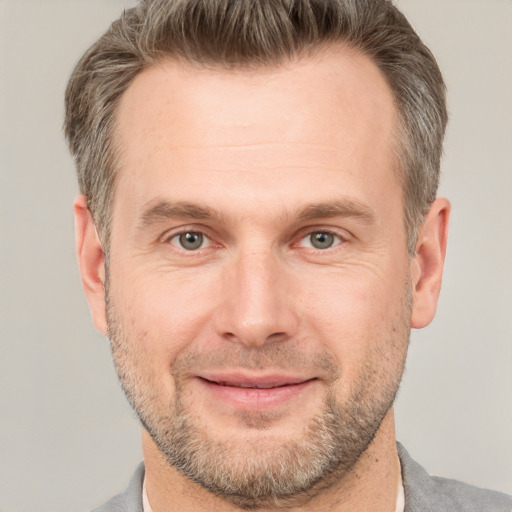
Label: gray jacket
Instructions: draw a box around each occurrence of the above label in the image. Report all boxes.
[91,443,512,511]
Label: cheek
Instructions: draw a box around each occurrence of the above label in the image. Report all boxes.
[300,265,410,378]
[110,265,220,361]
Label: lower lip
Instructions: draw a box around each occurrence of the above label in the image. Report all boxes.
[198,378,316,408]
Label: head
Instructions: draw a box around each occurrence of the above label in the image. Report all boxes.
[67,1,450,508]
[65,0,447,253]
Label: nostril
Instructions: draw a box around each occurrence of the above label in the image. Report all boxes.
[268,331,287,341]
[221,330,290,346]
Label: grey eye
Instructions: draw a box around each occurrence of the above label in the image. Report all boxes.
[178,232,204,250]
[309,232,335,249]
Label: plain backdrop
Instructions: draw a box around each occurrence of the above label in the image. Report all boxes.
[1,1,511,511]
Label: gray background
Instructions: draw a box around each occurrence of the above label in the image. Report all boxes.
[1,1,511,511]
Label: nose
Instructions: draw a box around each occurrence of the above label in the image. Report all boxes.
[213,248,300,347]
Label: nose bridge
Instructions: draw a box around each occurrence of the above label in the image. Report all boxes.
[215,245,298,346]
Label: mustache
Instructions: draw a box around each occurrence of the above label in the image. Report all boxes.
[170,343,341,382]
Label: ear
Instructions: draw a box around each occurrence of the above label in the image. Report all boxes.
[410,197,451,329]
[74,194,108,334]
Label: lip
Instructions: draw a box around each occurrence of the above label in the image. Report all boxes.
[196,372,317,408]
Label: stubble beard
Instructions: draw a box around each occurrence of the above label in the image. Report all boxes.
[106,287,411,509]
[146,387,395,509]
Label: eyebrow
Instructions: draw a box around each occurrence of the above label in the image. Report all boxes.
[295,200,376,224]
[138,198,376,229]
[139,200,226,229]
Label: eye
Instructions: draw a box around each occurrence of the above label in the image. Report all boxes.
[169,231,210,251]
[299,231,342,250]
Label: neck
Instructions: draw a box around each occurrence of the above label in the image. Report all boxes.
[142,409,400,512]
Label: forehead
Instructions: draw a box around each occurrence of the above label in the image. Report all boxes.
[112,46,399,222]
[116,46,397,150]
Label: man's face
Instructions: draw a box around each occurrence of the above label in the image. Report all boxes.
[102,47,414,505]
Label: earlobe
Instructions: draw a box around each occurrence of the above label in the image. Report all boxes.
[411,197,451,329]
[74,194,108,334]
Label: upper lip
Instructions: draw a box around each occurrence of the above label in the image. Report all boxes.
[198,372,315,389]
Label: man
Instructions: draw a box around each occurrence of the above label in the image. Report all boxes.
[64,0,512,511]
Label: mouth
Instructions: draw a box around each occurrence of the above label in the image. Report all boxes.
[196,373,317,408]
[213,381,299,389]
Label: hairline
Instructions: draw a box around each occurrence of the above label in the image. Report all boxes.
[98,47,414,255]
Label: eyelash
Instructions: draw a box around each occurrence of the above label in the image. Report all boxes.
[164,227,346,254]
[296,230,343,250]
[167,231,212,251]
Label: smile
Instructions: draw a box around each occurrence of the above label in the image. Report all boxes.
[214,381,294,389]
[196,373,318,408]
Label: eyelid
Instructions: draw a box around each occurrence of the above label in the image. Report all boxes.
[170,232,211,250]
[294,227,347,250]
[161,225,215,250]
[159,224,349,252]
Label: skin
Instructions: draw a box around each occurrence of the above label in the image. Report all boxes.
[75,46,449,511]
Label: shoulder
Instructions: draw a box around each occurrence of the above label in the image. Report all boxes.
[431,475,512,511]
[89,463,145,512]
[398,443,512,512]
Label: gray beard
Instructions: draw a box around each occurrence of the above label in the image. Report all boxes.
[106,274,410,509]
[143,386,394,509]
[110,339,405,509]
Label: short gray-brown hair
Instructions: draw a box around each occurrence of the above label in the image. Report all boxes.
[64,0,447,253]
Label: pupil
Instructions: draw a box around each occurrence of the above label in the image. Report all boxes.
[180,232,203,250]
[311,232,334,249]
